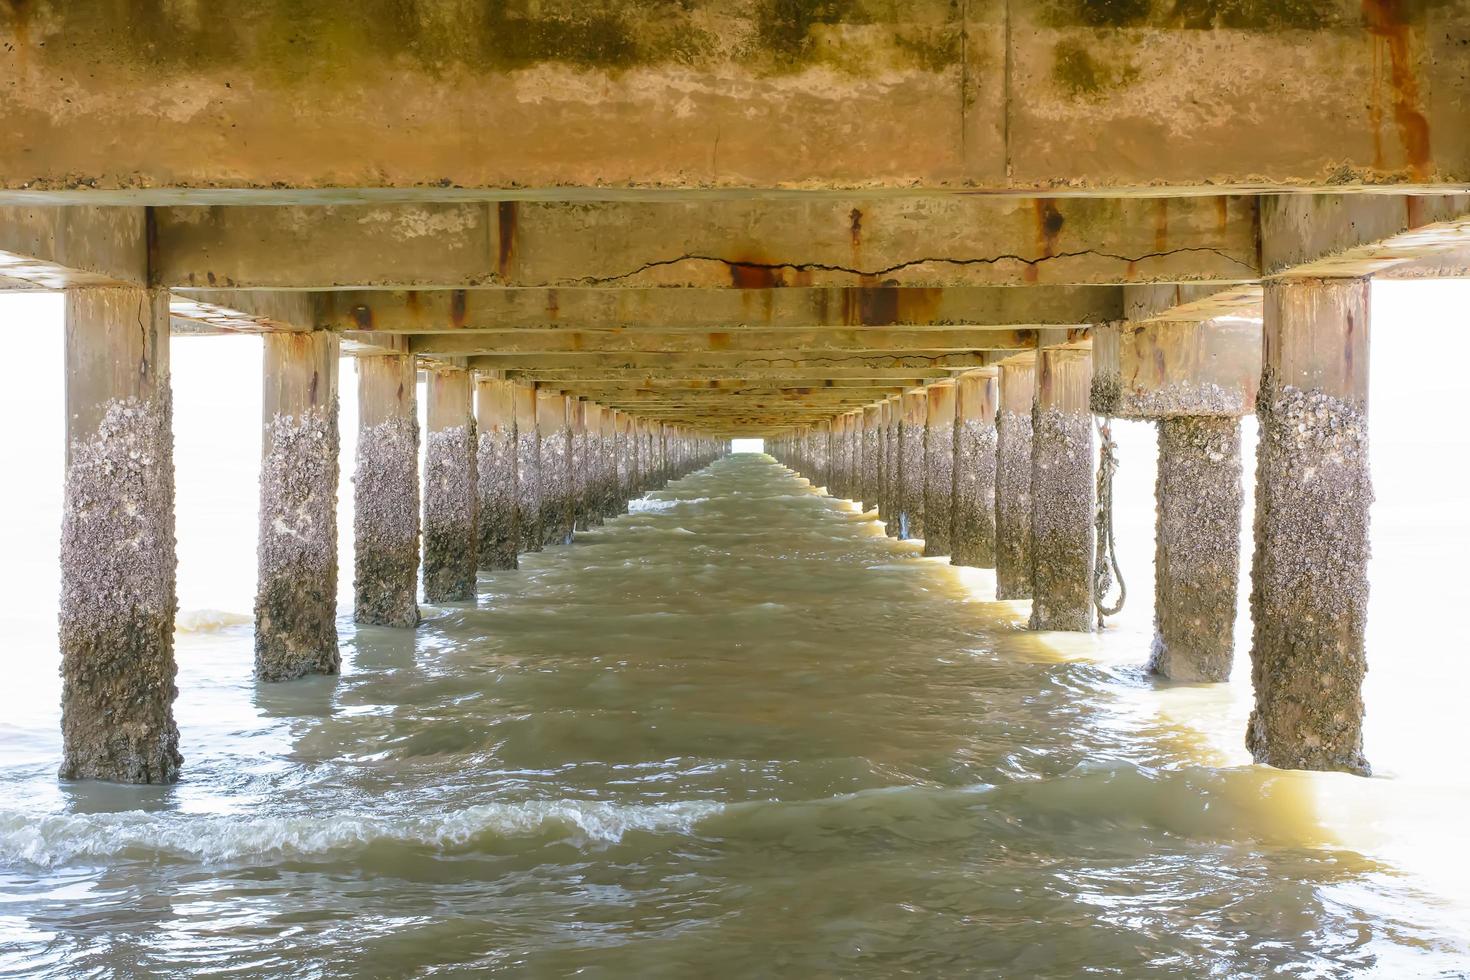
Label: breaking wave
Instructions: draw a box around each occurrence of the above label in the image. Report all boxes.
[0,799,725,868]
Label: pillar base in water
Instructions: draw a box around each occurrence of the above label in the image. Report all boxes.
[477,427,519,571]
[1028,405,1093,632]
[355,414,421,628]
[60,364,181,781]
[1247,374,1370,775]
[424,423,479,602]
[994,408,1033,600]
[1148,416,1241,682]
[951,418,997,568]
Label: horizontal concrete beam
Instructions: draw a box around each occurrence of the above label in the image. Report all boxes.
[0,205,145,287]
[471,352,999,373]
[150,197,1259,289]
[411,328,1040,356]
[319,285,1122,332]
[1263,193,1470,278]
[2,2,1467,193]
[506,367,971,382]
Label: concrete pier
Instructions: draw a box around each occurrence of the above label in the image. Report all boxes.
[951,372,999,569]
[862,405,880,513]
[884,397,901,537]
[1247,278,1372,775]
[475,375,518,571]
[923,383,956,557]
[514,383,543,553]
[354,353,421,628]
[584,403,607,527]
[1151,417,1243,681]
[615,411,634,512]
[255,331,341,681]
[897,390,927,541]
[571,400,591,532]
[59,287,181,783]
[538,390,572,546]
[1029,350,1094,632]
[423,366,478,602]
[995,363,1035,600]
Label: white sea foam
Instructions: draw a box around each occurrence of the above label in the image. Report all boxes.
[175,609,253,633]
[0,799,724,868]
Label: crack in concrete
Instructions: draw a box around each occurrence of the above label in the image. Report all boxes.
[565,247,1258,287]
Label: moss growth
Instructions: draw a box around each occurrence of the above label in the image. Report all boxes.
[1051,39,1137,98]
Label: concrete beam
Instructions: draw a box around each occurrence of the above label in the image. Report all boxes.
[1091,319,1261,419]
[320,286,1123,334]
[150,197,1259,289]
[468,352,1003,372]
[0,206,146,287]
[411,328,1044,356]
[4,3,1468,194]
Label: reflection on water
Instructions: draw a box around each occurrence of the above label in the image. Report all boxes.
[1,454,1466,977]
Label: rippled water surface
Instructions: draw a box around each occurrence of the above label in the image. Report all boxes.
[3,454,1468,977]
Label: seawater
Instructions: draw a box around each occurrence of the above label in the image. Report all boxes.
[2,454,1469,977]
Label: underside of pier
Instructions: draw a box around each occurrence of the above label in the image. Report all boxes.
[3,0,1469,783]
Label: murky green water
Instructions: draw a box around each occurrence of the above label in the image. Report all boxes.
[1,454,1467,977]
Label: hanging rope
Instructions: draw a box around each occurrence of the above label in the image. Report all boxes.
[1093,415,1126,628]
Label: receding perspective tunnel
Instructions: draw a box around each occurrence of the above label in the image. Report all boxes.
[2,0,1470,974]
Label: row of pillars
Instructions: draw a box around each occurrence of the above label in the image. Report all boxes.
[57,286,726,783]
[770,277,1373,776]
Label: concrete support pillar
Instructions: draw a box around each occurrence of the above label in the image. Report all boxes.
[883,396,901,537]
[538,390,573,546]
[862,405,880,512]
[255,331,341,681]
[615,411,634,511]
[513,383,542,552]
[923,382,956,557]
[584,403,607,527]
[951,371,999,569]
[897,390,927,540]
[1247,278,1371,775]
[59,287,181,783]
[1150,416,1243,681]
[423,365,477,602]
[1029,349,1094,631]
[354,353,421,627]
[847,411,862,501]
[474,375,518,571]
[995,363,1035,599]
[571,400,591,531]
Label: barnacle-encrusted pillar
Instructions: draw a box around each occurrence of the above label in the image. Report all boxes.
[614,411,634,512]
[862,405,881,513]
[1091,317,1259,681]
[59,287,181,783]
[883,396,901,536]
[583,403,607,527]
[423,365,477,602]
[571,400,591,531]
[538,390,573,545]
[951,371,998,569]
[897,390,927,540]
[831,414,849,498]
[923,382,956,557]
[474,374,518,571]
[995,363,1035,599]
[255,331,341,681]
[354,353,420,628]
[1248,278,1372,775]
[1029,349,1094,632]
[514,382,543,553]
[1152,417,1243,681]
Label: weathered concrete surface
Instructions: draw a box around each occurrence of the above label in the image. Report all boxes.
[1029,350,1093,631]
[884,397,901,537]
[320,285,1122,334]
[354,353,421,628]
[951,372,998,568]
[513,383,543,552]
[1091,319,1261,419]
[423,367,478,602]
[571,401,591,531]
[897,391,927,540]
[582,402,607,527]
[0,205,147,287]
[1247,278,1372,775]
[4,2,1467,194]
[150,197,1259,290]
[255,332,341,681]
[923,383,956,557]
[59,287,181,783]
[861,405,880,512]
[538,391,574,546]
[475,375,518,571]
[1149,417,1243,682]
[995,364,1035,599]
[614,411,633,513]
